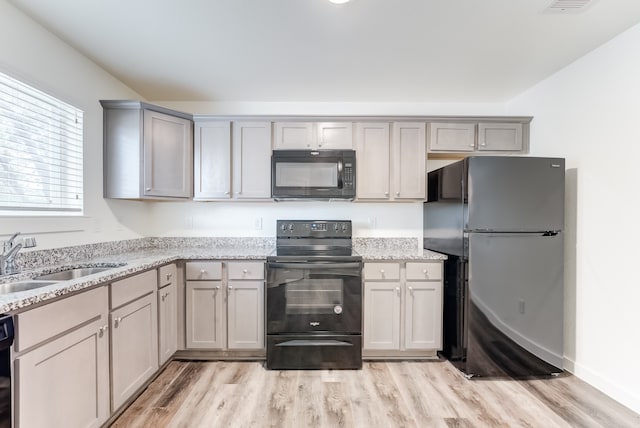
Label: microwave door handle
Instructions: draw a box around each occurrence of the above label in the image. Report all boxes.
[337,159,344,189]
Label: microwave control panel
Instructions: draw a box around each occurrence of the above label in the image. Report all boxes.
[343,162,354,189]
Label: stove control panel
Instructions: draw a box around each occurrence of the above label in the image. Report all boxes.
[277,220,352,238]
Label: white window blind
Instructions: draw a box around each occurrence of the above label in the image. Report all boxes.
[0,71,83,214]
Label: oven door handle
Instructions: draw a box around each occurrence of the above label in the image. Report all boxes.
[275,339,354,347]
[268,262,362,270]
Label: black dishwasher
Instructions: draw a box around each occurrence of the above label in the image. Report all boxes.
[0,314,14,428]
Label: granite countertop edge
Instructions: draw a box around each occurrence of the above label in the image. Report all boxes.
[0,245,447,313]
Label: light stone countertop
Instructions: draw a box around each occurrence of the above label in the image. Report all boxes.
[0,237,446,314]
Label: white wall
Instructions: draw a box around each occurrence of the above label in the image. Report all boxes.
[147,201,423,238]
[507,22,640,413]
[0,0,153,249]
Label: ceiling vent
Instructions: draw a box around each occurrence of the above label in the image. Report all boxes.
[543,0,598,14]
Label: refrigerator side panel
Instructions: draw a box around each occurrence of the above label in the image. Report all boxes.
[467,232,563,377]
[466,157,565,232]
[424,160,466,257]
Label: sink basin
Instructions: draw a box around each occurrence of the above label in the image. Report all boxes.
[35,267,118,281]
[0,280,59,295]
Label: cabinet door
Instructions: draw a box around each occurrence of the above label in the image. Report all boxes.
[404,281,443,350]
[111,292,159,411]
[273,122,314,149]
[194,121,232,199]
[355,122,391,199]
[158,282,178,365]
[232,121,272,199]
[227,281,265,349]
[185,281,225,349]
[478,122,523,151]
[428,122,475,152]
[363,282,401,350]
[393,122,426,199]
[15,317,109,428]
[143,109,193,198]
[316,122,353,149]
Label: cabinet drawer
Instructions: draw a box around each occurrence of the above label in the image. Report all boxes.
[15,286,107,353]
[111,270,157,309]
[158,263,177,288]
[406,262,442,281]
[186,261,222,280]
[227,262,264,280]
[363,263,400,280]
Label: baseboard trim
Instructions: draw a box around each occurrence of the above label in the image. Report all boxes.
[564,356,640,414]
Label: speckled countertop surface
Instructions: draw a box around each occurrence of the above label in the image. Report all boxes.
[0,237,446,313]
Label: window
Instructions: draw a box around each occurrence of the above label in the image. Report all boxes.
[0,71,83,215]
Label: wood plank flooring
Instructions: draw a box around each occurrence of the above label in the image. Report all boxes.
[110,360,639,428]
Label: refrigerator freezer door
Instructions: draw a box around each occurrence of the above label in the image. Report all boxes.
[466,232,563,377]
[466,157,565,232]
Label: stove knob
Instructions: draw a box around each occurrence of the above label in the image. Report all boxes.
[280,224,286,231]
[288,224,294,231]
[334,224,339,232]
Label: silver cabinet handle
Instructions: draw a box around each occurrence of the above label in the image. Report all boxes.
[384,191,389,196]
[99,325,109,337]
[145,187,152,191]
[395,287,400,296]
[225,191,230,195]
[114,317,122,328]
[396,191,400,197]
[166,273,173,281]
[408,286,413,295]
[242,269,248,274]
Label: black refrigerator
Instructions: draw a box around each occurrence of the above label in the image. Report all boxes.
[424,156,565,378]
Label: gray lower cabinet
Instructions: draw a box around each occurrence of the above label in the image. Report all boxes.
[110,270,159,411]
[363,261,443,356]
[13,287,110,428]
[185,261,265,350]
[158,264,178,365]
[101,100,193,200]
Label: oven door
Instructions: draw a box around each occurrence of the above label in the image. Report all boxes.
[266,260,362,334]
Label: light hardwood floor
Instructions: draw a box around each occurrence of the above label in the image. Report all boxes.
[111,360,639,428]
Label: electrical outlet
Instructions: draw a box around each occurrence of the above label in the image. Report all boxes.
[253,217,263,230]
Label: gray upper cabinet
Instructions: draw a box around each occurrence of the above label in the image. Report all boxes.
[273,121,353,150]
[427,119,530,154]
[477,122,523,151]
[193,120,232,199]
[101,100,193,199]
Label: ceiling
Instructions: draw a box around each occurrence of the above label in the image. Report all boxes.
[8,0,640,103]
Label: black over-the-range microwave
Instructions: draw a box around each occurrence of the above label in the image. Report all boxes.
[271,150,356,200]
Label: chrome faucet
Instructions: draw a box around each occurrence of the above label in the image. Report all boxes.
[1,232,37,276]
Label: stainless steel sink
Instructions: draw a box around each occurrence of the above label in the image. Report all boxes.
[0,280,58,294]
[34,266,118,281]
